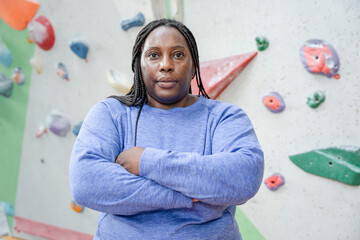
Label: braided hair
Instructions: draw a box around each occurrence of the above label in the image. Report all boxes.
[109,18,209,106]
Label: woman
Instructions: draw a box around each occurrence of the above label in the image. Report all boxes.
[69,18,264,240]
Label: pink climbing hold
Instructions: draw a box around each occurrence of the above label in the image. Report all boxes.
[191,52,257,99]
[36,124,47,138]
[264,173,285,191]
[299,39,340,78]
[262,92,286,113]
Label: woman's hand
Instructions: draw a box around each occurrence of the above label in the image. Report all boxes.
[115,147,145,176]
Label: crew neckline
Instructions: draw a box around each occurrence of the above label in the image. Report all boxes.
[142,95,206,115]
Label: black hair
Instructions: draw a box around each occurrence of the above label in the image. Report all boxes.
[109,18,209,106]
[108,18,209,146]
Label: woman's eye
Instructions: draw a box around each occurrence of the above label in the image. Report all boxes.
[174,52,184,59]
[148,53,159,58]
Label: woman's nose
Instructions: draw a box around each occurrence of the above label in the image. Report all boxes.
[160,56,173,72]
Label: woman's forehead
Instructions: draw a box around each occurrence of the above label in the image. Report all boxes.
[143,26,189,49]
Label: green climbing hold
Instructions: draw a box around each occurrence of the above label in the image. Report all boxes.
[307,91,326,108]
[289,146,360,186]
[255,36,269,51]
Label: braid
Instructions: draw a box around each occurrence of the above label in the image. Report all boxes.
[108,18,210,106]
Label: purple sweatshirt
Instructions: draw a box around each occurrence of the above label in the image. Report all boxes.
[69,96,264,240]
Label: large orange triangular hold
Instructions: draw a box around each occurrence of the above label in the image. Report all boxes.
[0,0,40,31]
[191,52,257,99]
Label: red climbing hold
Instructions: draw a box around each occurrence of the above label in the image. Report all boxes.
[264,174,285,191]
[191,52,257,99]
[28,16,55,51]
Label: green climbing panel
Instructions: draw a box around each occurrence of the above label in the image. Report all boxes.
[289,146,360,186]
[0,19,35,230]
[235,207,265,240]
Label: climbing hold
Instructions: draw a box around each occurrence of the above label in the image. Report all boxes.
[334,73,340,80]
[191,52,257,99]
[72,121,83,136]
[264,174,285,191]
[121,12,145,31]
[107,67,132,93]
[56,62,69,81]
[0,38,12,68]
[36,124,47,138]
[300,39,340,78]
[0,0,40,31]
[289,146,360,186]
[0,72,13,98]
[70,201,84,213]
[69,38,89,62]
[0,203,9,235]
[255,36,269,51]
[150,0,183,21]
[26,37,34,44]
[307,91,325,108]
[40,158,45,163]
[28,16,55,51]
[1,201,14,217]
[262,92,286,113]
[12,67,25,85]
[30,51,43,74]
[46,111,71,137]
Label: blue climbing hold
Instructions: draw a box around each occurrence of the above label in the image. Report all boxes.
[1,201,14,217]
[0,72,13,97]
[121,12,145,31]
[56,62,69,81]
[0,39,12,67]
[12,67,25,85]
[69,38,89,62]
[72,121,83,136]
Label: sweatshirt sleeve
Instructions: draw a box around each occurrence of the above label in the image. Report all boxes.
[69,100,193,215]
[139,106,264,206]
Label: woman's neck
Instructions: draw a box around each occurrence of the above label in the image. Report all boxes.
[147,94,198,110]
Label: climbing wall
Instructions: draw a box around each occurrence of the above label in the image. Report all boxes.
[10,0,154,238]
[0,0,359,239]
[185,1,360,240]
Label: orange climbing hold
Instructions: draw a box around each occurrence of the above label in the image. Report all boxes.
[191,52,257,99]
[0,0,40,31]
[70,201,84,213]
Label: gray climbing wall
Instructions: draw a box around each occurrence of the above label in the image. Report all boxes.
[11,0,360,239]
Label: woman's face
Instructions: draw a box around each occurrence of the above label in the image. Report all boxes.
[140,26,194,108]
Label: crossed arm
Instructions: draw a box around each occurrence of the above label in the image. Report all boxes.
[115,146,143,176]
[69,101,264,216]
[116,147,199,202]
[69,102,193,215]
[117,144,263,206]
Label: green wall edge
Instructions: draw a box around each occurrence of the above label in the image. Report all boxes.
[0,19,35,230]
[236,207,265,240]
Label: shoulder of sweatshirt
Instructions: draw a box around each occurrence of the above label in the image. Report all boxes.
[200,97,246,119]
[91,97,131,121]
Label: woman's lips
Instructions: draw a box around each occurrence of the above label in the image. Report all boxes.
[156,77,177,89]
[157,80,177,88]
